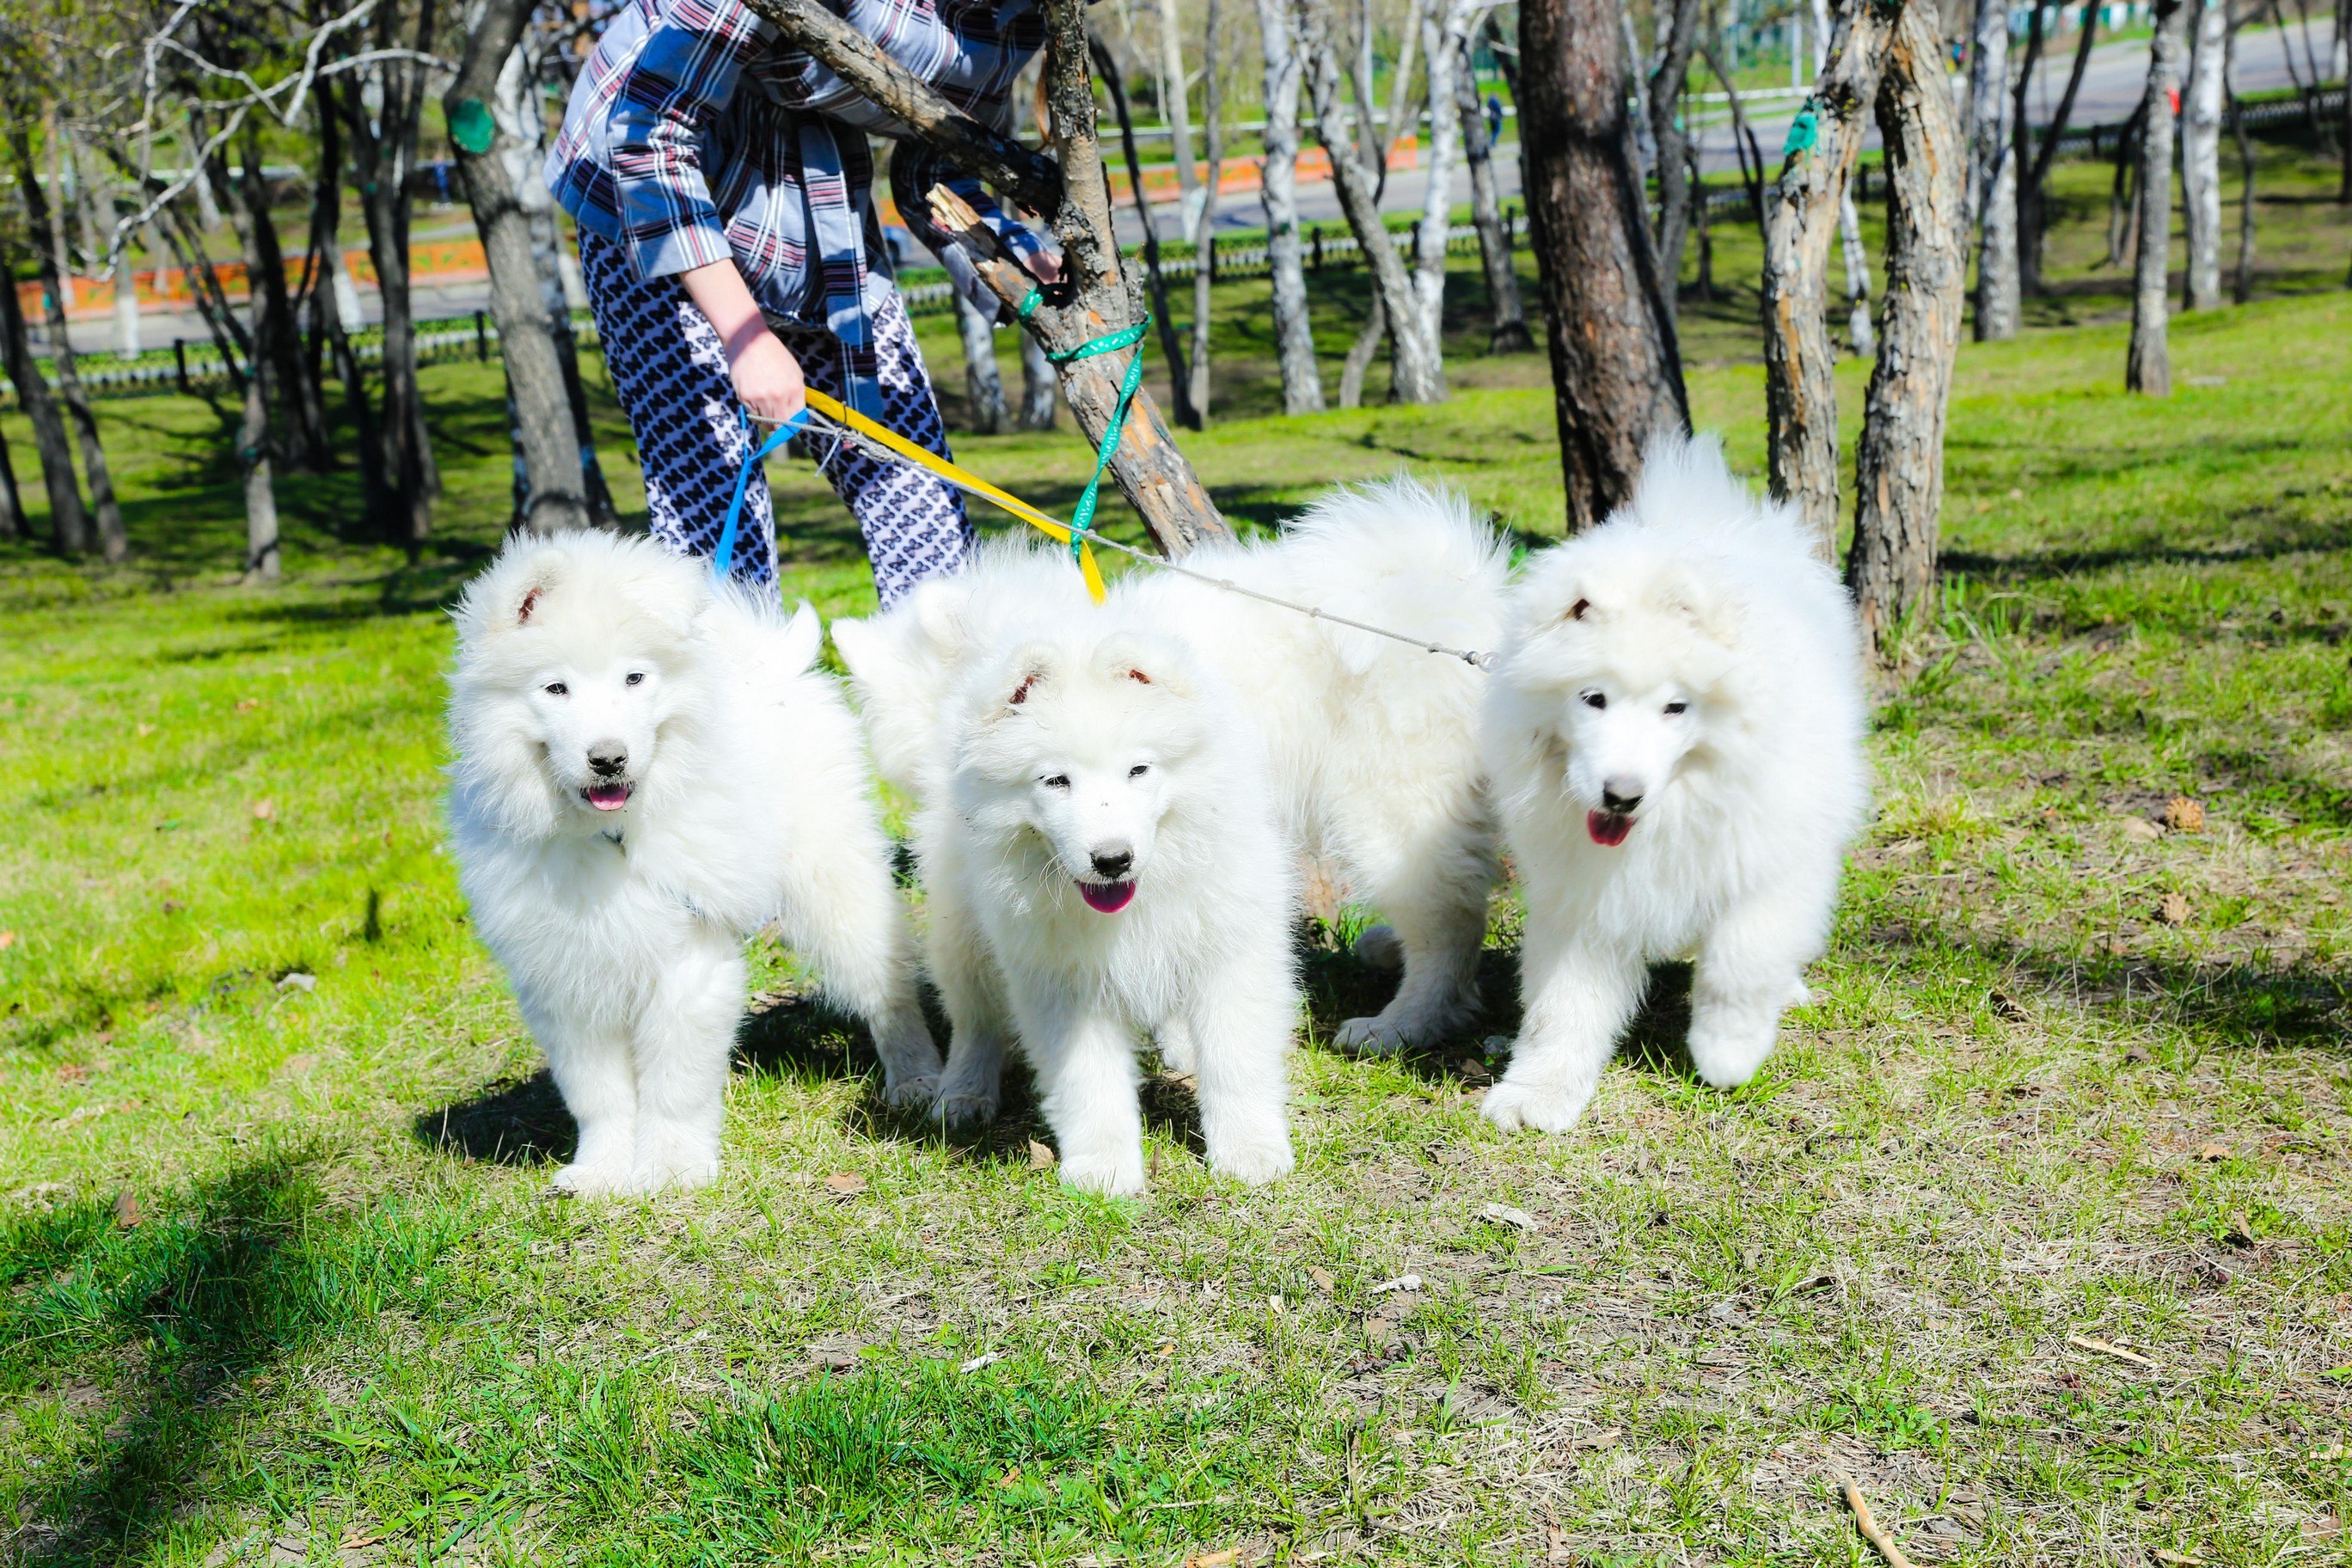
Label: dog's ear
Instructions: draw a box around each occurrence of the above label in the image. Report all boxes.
[1652,565,1740,647]
[994,641,1061,713]
[1095,632,1195,699]
[454,543,568,646]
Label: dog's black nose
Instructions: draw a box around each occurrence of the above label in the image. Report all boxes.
[1601,777,1644,813]
[587,741,628,777]
[1090,848,1134,880]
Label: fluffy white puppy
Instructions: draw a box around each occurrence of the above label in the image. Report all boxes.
[446,531,940,1195]
[837,480,1507,1061]
[921,614,1299,1195]
[1479,435,1869,1135]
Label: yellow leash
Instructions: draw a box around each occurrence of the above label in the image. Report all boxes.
[798,388,1108,602]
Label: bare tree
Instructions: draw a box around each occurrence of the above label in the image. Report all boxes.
[9,123,125,561]
[2180,0,2227,310]
[1152,0,1199,230]
[2128,0,2187,395]
[2228,36,2258,301]
[2015,0,2098,296]
[1458,22,1531,349]
[1253,0,1326,413]
[1019,329,1059,428]
[1094,33,1199,427]
[1517,0,1685,527]
[0,421,20,539]
[0,215,85,551]
[951,288,1009,433]
[1761,0,1896,550]
[1966,0,2019,338]
[1189,0,1228,415]
[1847,0,1967,648]
[1297,0,1446,403]
[1814,0,1875,357]
[1646,0,1706,315]
[1406,0,1487,360]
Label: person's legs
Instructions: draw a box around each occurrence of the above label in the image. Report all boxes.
[776,291,975,606]
[576,232,778,584]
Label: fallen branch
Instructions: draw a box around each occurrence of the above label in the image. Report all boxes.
[1834,1474,1917,1568]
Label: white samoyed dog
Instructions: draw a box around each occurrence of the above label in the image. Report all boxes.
[920,611,1300,1195]
[1479,435,1869,1136]
[446,531,940,1195]
[836,479,1508,1063]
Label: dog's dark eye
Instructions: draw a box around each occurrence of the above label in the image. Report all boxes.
[1663,700,1687,715]
[544,682,568,697]
[1043,775,1070,790]
[625,671,646,687]
[1580,690,1607,710]
[1129,764,1150,779]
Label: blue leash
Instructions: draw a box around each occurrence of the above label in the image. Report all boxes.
[712,408,810,582]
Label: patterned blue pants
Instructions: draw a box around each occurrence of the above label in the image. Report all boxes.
[578,232,974,605]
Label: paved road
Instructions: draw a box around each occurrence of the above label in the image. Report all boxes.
[37,25,2324,352]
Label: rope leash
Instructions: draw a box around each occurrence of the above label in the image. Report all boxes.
[716,311,1491,669]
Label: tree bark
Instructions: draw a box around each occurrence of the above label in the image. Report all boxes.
[1702,40,1772,229]
[448,0,595,534]
[0,224,88,553]
[2127,0,2186,395]
[1848,0,1967,651]
[1409,0,1484,355]
[1458,33,1532,351]
[1154,0,1199,228]
[1297,0,1447,402]
[11,126,125,562]
[1094,34,1199,428]
[1967,0,2020,338]
[238,326,281,581]
[2228,60,2257,302]
[952,286,1008,432]
[2016,1,2099,297]
[1517,0,1685,528]
[1338,286,1385,407]
[309,91,386,503]
[1253,0,1326,413]
[2180,0,2227,310]
[1761,0,1895,554]
[1647,0,1706,314]
[1191,0,1228,416]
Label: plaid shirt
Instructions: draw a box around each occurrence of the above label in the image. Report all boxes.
[548,0,1044,348]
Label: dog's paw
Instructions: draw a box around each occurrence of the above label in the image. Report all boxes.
[1335,1013,1416,1057]
[1785,977,1815,1009]
[879,1073,940,1112]
[932,1088,1001,1128]
[1207,1133,1295,1186]
[621,1157,719,1195]
[1057,1154,1147,1197]
[1479,1081,1593,1136]
[547,1158,631,1198]
[1687,1033,1775,1090]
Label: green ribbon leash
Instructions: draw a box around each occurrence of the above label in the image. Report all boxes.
[1783,101,1820,162]
[1044,314,1151,563]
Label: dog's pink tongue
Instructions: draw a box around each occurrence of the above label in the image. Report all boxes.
[586,783,629,812]
[1079,879,1136,914]
[1586,810,1635,847]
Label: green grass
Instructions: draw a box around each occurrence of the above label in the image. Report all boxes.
[3,155,2351,1564]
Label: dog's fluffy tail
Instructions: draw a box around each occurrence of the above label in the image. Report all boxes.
[707,585,825,684]
[1275,476,1511,675]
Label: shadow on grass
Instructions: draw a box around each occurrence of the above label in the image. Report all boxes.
[1,1153,456,1565]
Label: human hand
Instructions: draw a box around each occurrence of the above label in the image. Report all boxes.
[1022,247,1063,287]
[729,329,805,426]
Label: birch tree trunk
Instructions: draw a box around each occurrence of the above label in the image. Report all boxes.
[1458,36,1532,350]
[1815,0,1877,354]
[239,138,330,472]
[952,288,1009,432]
[494,33,617,522]
[1647,0,1706,316]
[1761,0,1896,552]
[11,127,125,561]
[449,0,593,535]
[1298,0,1447,403]
[2017,2,2100,297]
[1409,0,1482,354]
[0,235,85,552]
[238,347,281,580]
[1967,0,2020,338]
[2128,0,2186,395]
[1190,0,1228,414]
[1517,0,1684,526]
[1254,0,1327,413]
[1155,0,1200,228]
[1848,0,1967,651]
[1095,34,1200,427]
[2180,0,2227,310]
[1020,330,1059,428]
